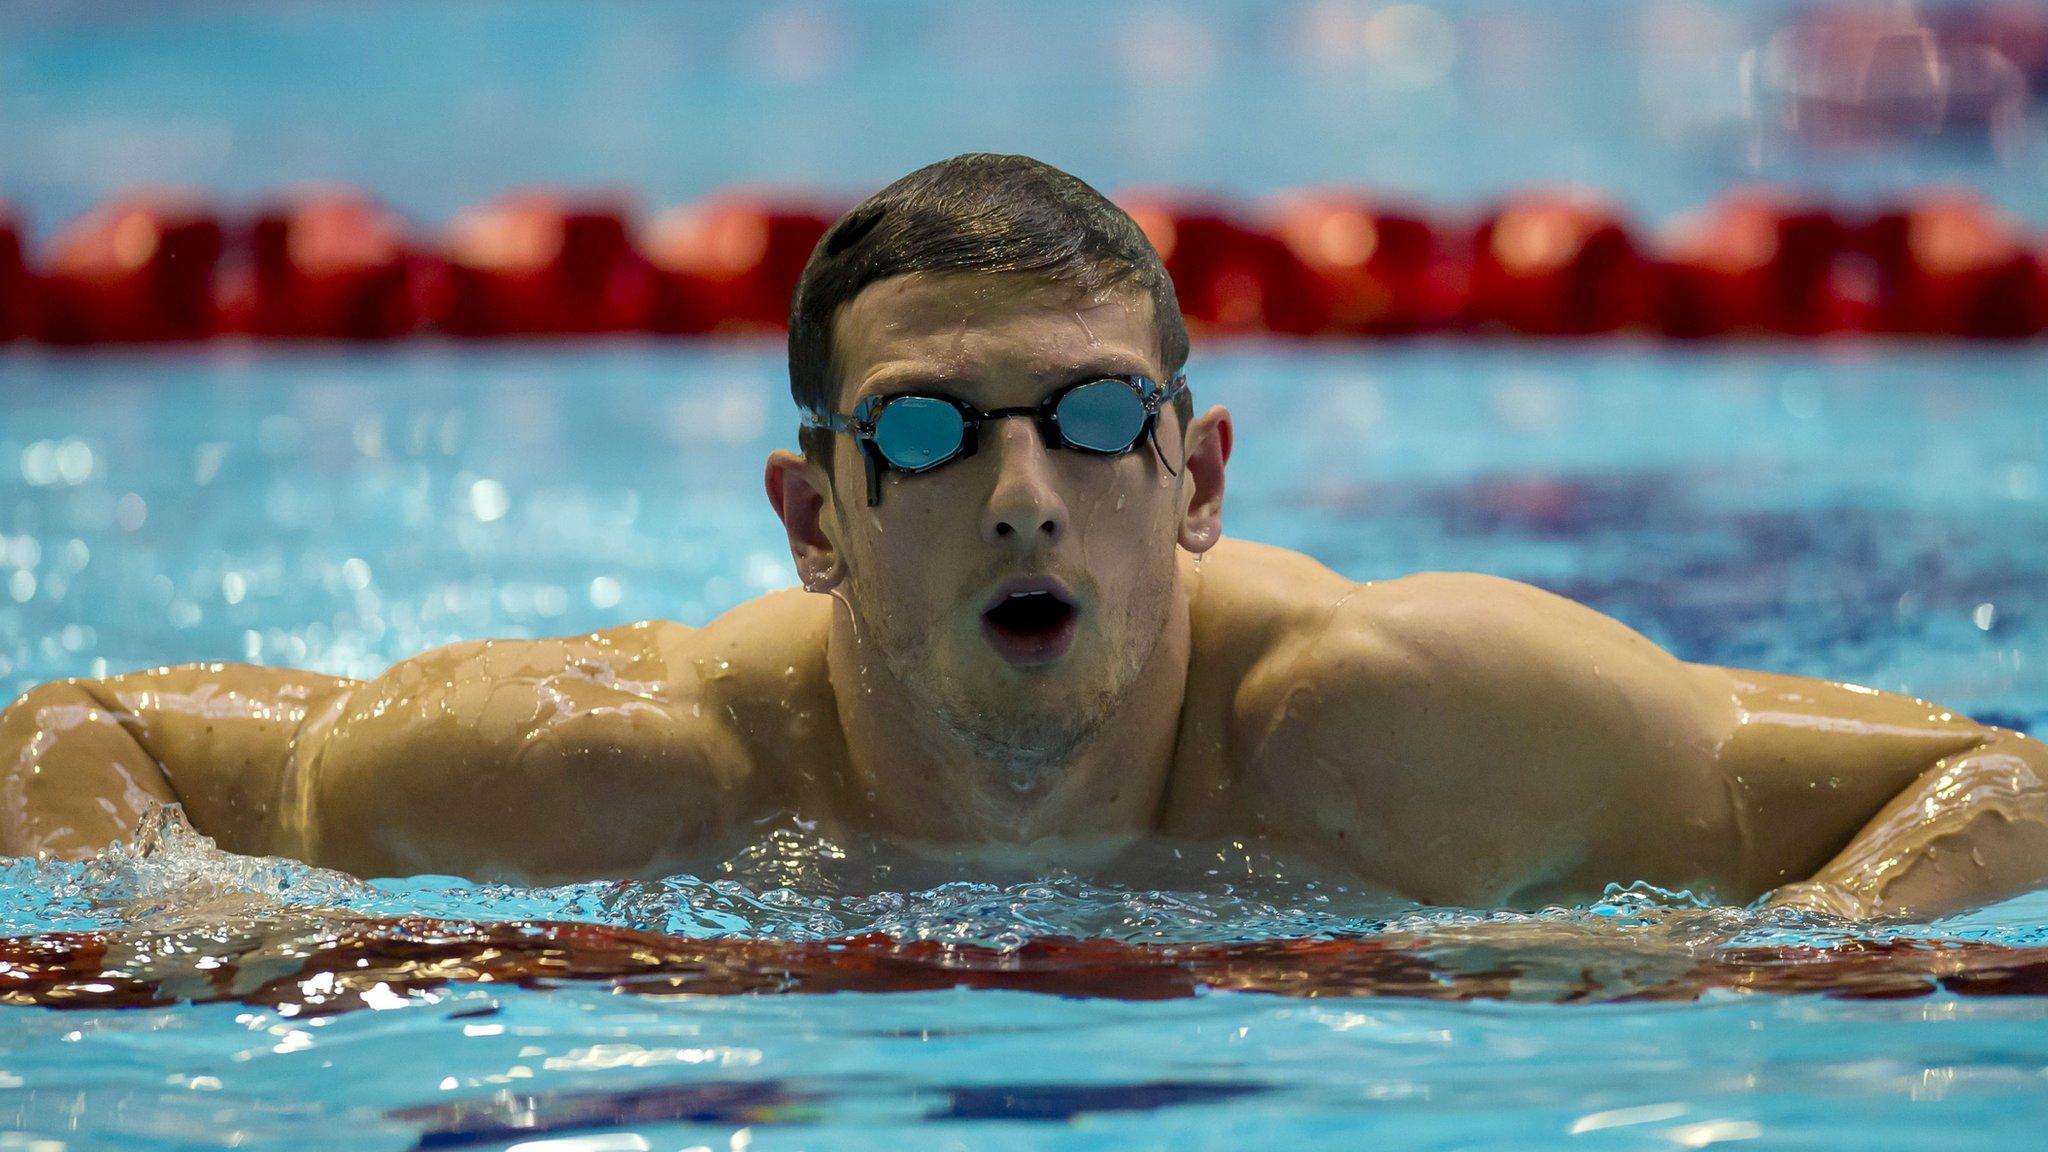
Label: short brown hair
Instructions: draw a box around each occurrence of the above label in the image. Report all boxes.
[787,153,1190,468]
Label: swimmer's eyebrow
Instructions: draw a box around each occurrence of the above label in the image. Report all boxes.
[850,368,962,403]
[852,357,1159,405]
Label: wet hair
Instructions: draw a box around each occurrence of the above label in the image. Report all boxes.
[788,153,1190,470]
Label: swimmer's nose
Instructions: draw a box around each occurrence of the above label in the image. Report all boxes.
[980,416,1066,547]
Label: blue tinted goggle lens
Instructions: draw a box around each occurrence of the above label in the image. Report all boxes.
[870,397,964,471]
[1054,379,1149,452]
[867,380,1151,472]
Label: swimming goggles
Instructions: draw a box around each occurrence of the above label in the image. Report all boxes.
[803,373,1189,506]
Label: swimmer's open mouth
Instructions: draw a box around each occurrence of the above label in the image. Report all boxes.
[985,591,1073,634]
[980,581,1078,666]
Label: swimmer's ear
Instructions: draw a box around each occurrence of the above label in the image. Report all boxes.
[1177,405,1231,554]
[765,449,845,592]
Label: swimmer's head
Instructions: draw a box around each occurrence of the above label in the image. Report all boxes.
[765,154,1232,766]
[785,154,1190,470]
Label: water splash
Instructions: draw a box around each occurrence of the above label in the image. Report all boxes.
[9,804,2045,947]
[2,804,1418,944]
[8,802,2048,1018]
[0,804,371,934]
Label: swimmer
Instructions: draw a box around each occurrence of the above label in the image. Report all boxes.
[4,154,2044,917]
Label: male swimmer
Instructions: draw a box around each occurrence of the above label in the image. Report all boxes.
[4,154,2046,917]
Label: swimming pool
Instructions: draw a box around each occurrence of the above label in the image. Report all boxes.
[2,342,2045,1149]
[9,0,2048,1144]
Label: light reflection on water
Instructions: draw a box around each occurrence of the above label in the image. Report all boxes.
[8,802,2048,985]
[2,344,2043,726]
[6,804,1417,944]
[6,804,2048,1151]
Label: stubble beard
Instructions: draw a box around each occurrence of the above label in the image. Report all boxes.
[855,585,1172,796]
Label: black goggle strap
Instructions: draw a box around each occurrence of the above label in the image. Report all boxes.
[1146,372,1190,476]
[800,407,886,507]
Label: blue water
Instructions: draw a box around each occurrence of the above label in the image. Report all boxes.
[1,343,2046,1150]
[3,343,2042,724]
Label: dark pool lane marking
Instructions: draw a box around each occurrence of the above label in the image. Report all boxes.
[400,1079,809,1148]
[394,1078,1268,1147]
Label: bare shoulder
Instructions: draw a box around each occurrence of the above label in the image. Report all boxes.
[383,615,700,694]
[1182,537,1357,680]
[691,586,835,678]
[1291,569,1726,711]
[685,587,840,770]
[1227,569,1738,905]
[1187,550,1671,678]
[1228,568,1722,731]
[349,585,827,715]
[1170,537,1368,811]
[303,590,832,881]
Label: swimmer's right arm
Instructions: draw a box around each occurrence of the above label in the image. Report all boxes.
[0,663,355,860]
[0,619,762,881]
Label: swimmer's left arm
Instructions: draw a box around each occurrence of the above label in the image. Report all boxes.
[1730,675,2048,918]
[1569,655,2048,919]
[1246,571,2047,915]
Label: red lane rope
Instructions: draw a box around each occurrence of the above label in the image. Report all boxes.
[1,186,2043,345]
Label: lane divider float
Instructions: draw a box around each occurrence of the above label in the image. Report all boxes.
[1,185,2043,344]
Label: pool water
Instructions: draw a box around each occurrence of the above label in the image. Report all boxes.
[2,343,2047,1149]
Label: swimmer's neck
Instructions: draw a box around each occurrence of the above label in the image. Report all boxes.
[821,567,1194,845]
